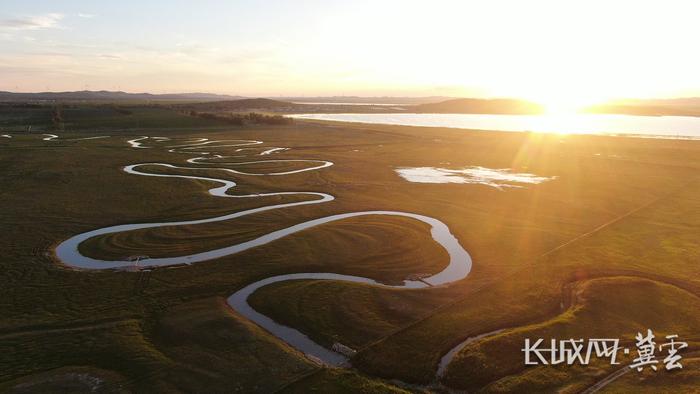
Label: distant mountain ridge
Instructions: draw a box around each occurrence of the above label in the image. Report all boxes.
[0,90,245,101]
[279,96,450,105]
[0,91,450,104]
[610,98,700,107]
[180,98,301,110]
[3,91,699,117]
[412,98,545,114]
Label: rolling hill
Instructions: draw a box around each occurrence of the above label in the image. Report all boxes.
[0,90,244,102]
[411,98,545,114]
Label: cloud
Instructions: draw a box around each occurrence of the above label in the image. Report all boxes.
[98,54,122,60]
[0,13,64,31]
[77,13,95,19]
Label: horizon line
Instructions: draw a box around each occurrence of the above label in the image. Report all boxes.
[1,90,699,102]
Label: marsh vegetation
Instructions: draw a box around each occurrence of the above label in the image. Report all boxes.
[1,105,699,392]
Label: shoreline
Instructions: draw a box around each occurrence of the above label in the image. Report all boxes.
[288,113,700,140]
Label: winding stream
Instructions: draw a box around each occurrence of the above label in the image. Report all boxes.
[50,135,473,372]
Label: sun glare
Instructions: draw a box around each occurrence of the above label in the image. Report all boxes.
[528,90,606,115]
[540,99,585,115]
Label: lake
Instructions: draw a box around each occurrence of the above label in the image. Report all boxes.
[288,113,700,138]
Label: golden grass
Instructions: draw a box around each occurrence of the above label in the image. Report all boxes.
[3,116,700,391]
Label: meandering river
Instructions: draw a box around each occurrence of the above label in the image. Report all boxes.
[50,135,472,369]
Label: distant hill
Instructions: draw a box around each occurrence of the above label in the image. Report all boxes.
[412,98,545,114]
[585,98,700,117]
[180,98,302,111]
[0,90,245,102]
[6,91,697,117]
[608,98,700,107]
[277,96,450,105]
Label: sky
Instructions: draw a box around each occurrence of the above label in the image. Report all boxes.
[1,0,700,105]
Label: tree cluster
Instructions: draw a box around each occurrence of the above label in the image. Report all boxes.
[186,110,293,125]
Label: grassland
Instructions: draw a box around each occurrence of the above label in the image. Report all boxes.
[0,103,233,132]
[1,104,699,392]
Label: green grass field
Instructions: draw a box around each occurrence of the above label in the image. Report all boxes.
[0,103,233,132]
[1,105,699,392]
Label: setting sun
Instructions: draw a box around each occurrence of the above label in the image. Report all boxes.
[533,94,599,115]
[2,0,699,99]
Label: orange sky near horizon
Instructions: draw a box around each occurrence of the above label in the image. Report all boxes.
[1,0,700,107]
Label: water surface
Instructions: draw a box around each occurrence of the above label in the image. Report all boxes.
[396,166,554,189]
[290,113,700,138]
